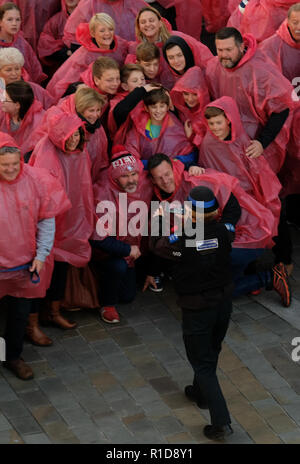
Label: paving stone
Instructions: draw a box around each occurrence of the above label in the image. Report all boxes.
[148,341,184,364]
[23,433,52,444]
[41,350,77,371]
[151,415,185,435]
[260,315,294,335]
[120,372,147,390]
[279,429,300,444]
[78,324,109,343]
[93,411,134,442]
[37,377,71,398]
[240,302,272,321]
[0,400,30,419]
[22,344,44,362]
[125,415,165,443]
[9,415,42,436]
[71,424,109,444]
[31,405,62,425]
[135,359,167,380]
[100,352,133,372]
[0,379,18,401]
[129,384,161,405]
[18,390,50,409]
[266,413,298,434]
[79,392,111,416]
[58,407,95,427]
[251,398,286,419]
[110,398,144,418]
[149,377,180,395]
[25,360,56,380]
[0,413,11,432]
[283,402,300,424]
[0,429,24,444]
[88,371,118,391]
[161,392,191,410]
[174,406,210,428]
[270,387,300,405]
[110,327,143,347]
[43,421,79,444]
[101,384,130,404]
[165,432,197,444]
[142,399,172,419]
[247,425,283,444]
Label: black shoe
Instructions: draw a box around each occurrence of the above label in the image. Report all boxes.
[203,424,233,440]
[149,275,163,292]
[184,385,208,409]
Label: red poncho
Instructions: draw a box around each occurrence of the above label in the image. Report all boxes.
[260,19,300,82]
[157,0,203,40]
[201,0,230,33]
[0,0,61,51]
[37,0,69,64]
[0,31,47,84]
[92,157,153,266]
[199,96,282,235]
[29,108,94,267]
[124,52,175,90]
[0,99,45,155]
[63,0,148,46]
[58,93,109,183]
[47,22,128,103]
[27,82,55,110]
[205,34,294,173]
[154,160,274,249]
[228,0,241,14]
[124,104,194,161]
[0,132,71,299]
[227,0,297,43]
[170,66,210,148]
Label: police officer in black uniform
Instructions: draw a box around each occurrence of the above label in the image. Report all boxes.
[151,186,241,440]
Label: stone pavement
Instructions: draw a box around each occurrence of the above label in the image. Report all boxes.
[0,227,300,445]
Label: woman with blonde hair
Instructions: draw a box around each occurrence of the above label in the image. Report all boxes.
[58,86,109,182]
[0,47,54,109]
[47,12,128,102]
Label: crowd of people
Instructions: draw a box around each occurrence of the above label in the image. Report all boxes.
[0,0,299,441]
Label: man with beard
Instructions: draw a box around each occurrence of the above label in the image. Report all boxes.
[91,145,155,323]
[205,27,294,175]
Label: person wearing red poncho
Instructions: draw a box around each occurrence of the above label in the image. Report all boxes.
[0,47,54,109]
[170,66,210,150]
[0,81,45,160]
[0,132,70,380]
[200,97,282,235]
[0,0,62,52]
[227,0,297,43]
[58,86,109,183]
[91,145,154,324]
[147,154,291,307]
[29,107,94,331]
[38,0,80,73]
[63,0,148,47]
[124,87,196,169]
[156,0,203,40]
[0,3,46,84]
[47,13,128,104]
[205,27,294,174]
[260,3,300,82]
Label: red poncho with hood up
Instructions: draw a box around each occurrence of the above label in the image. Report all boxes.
[124,103,194,161]
[0,99,45,156]
[63,0,148,47]
[260,19,300,82]
[170,66,210,148]
[37,0,70,64]
[153,160,275,249]
[92,149,153,266]
[29,108,94,267]
[0,132,71,299]
[205,34,294,173]
[199,96,282,235]
[0,31,47,84]
[228,0,297,43]
[47,22,128,103]
[58,93,109,183]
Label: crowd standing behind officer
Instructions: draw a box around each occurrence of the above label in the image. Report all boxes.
[0,0,299,442]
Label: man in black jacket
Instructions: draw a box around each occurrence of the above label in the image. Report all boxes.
[151,185,238,440]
